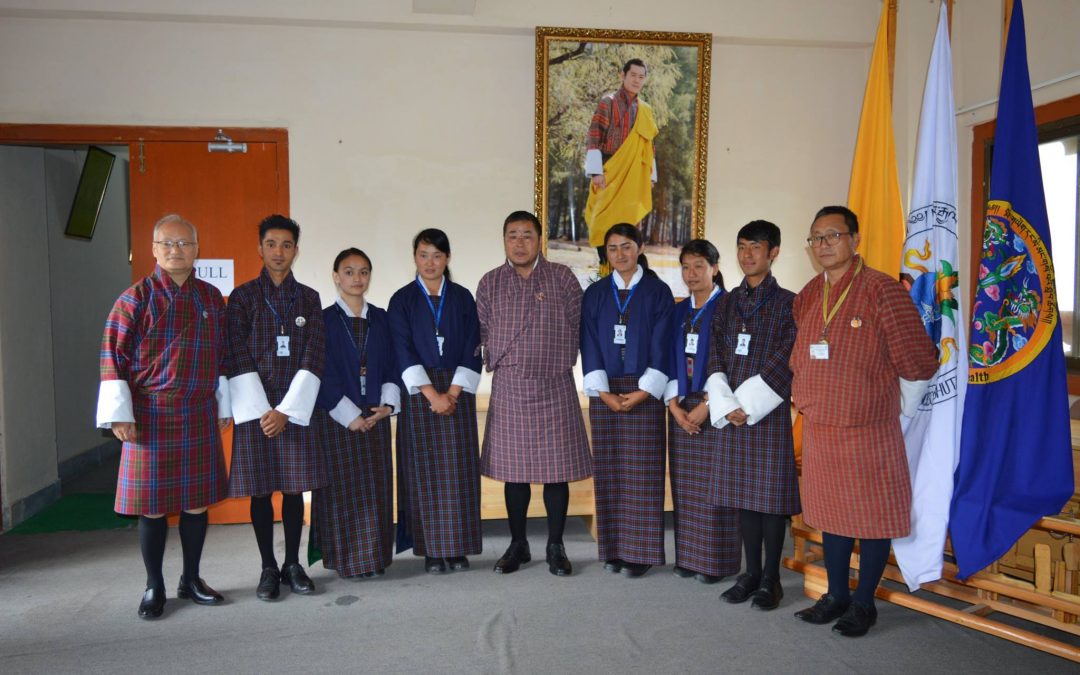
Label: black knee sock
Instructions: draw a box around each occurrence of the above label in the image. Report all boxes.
[281,493,304,566]
[139,515,168,590]
[505,482,531,543]
[853,538,891,607]
[250,495,277,570]
[822,531,855,602]
[739,510,764,579]
[543,482,569,545]
[761,514,787,581]
[178,510,208,582]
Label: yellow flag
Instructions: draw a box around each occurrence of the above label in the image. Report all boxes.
[847,1,904,279]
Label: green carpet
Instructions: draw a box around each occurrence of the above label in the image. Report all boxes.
[6,493,135,535]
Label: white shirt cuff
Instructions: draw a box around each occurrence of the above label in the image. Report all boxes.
[651,158,657,182]
[215,375,232,419]
[583,369,610,397]
[585,148,604,176]
[96,379,134,428]
[663,378,680,405]
[705,372,740,429]
[276,369,321,426]
[899,377,931,417]
[638,367,668,400]
[329,395,364,429]
[381,382,402,414]
[451,367,481,394]
[402,364,432,395]
[229,372,273,425]
[733,374,784,426]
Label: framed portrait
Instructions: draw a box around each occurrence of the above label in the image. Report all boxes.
[534,26,712,296]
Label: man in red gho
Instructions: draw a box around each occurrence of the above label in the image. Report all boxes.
[97,214,231,620]
[226,215,327,601]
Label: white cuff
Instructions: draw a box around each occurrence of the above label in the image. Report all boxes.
[733,374,784,426]
[583,369,610,397]
[402,364,432,395]
[329,395,364,429]
[705,372,740,429]
[651,158,657,182]
[638,367,668,400]
[451,367,481,394]
[663,379,680,404]
[899,377,931,417]
[585,148,604,176]
[381,382,401,414]
[276,369,321,426]
[215,375,232,419]
[96,379,134,428]
[229,372,272,424]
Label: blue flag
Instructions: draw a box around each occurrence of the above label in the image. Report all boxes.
[950,0,1074,580]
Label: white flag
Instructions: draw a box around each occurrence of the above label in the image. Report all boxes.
[893,2,968,591]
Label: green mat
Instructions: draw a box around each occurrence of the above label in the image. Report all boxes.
[6,493,136,535]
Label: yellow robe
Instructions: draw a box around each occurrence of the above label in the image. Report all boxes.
[584,102,658,248]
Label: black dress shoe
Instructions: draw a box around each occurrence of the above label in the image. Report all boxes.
[833,601,877,637]
[359,568,386,579]
[256,567,280,601]
[445,556,470,571]
[749,577,783,611]
[720,573,760,604]
[794,593,850,624]
[177,576,225,605]
[620,562,652,578]
[672,565,695,578]
[281,562,315,595]
[546,543,572,577]
[603,559,624,573]
[695,573,722,585]
[137,586,166,620]
[494,541,531,574]
[425,556,448,574]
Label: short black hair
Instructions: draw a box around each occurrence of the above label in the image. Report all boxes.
[679,238,725,291]
[622,58,647,75]
[413,228,453,282]
[333,247,372,273]
[737,220,782,249]
[813,206,859,234]
[503,210,542,237]
[259,214,300,243]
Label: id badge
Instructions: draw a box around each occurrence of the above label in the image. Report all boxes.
[735,333,751,356]
[360,375,367,397]
[684,332,699,355]
[613,324,627,345]
[436,335,446,356]
[809,341,829,360]
[276,335,291,357]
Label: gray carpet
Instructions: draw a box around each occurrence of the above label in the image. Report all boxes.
[0,517,1072,674]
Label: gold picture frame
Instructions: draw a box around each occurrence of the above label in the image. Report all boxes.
[534,26,712,293]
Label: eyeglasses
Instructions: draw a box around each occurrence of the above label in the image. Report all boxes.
[153,240,196,250]
[806,232,851,247]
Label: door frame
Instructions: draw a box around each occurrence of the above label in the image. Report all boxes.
[0,123,289,528]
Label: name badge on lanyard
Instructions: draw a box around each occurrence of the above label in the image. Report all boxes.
[735,333,751,356]
[809,341,829,360]
[276,335,291,357]
[613,324,627,345]
[684,332,699,355]
[360,366,367,397]
[436,335,446,356]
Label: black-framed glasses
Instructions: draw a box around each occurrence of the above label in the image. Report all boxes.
[806,232,852,247]
[153,240,196,250]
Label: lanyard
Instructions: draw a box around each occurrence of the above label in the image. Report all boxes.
[416,275,446,336]
[611,276,639,322]
[263,288,296,336]
[821,258,864,341]
[337,311,369,365]
[735,284,774,331]
[686,288,719,333]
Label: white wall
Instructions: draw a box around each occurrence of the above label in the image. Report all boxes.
[0,146,59,522]
[43,147,131,465]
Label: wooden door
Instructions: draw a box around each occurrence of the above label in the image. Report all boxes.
[130,135,289,524]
